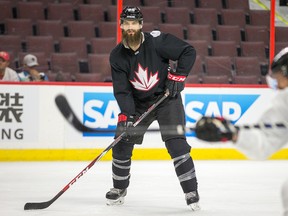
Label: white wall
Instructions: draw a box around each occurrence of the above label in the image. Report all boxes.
[0,82,286,160]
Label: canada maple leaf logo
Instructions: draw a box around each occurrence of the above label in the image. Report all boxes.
[130,64,159,91]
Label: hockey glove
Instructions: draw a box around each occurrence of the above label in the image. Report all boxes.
[165,70,186,97]
[116,113,137,142]
[195,116,238,142]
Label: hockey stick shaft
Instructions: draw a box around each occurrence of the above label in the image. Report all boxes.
[24,91,169,210]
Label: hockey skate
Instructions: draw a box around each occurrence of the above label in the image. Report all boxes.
[185,191,200,211]
[106,188,127,206]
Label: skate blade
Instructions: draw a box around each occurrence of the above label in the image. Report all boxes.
[106,197,125,206]
[189,202,200,211]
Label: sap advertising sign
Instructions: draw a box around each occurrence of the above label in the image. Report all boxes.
[185,94,260,124]
[184,93,260,136]
[82,91,261,137]
[83,92,120,137]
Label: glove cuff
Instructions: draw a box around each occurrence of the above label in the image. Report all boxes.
[118,113,127,122]
[167,72,186,82]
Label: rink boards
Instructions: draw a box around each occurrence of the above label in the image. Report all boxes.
[0,82,287,161]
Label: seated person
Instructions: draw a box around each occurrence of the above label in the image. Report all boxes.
[0,51,19,81]
[18,54,48,81]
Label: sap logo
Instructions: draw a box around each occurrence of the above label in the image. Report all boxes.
[83,93,120,136]
[185,94,260,126]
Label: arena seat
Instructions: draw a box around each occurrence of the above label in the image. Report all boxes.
[59,37,88,60]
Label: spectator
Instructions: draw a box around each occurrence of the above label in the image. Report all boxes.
[18,54,49,81]
[0,51,19,81]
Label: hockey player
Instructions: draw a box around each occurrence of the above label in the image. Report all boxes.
[106,6,200,210]
[195,47,288,216]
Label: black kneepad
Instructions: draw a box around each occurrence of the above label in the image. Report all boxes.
[165,138,191,158]
[112,141,134,160]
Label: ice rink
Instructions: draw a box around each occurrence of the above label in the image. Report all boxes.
[0,160,287,216]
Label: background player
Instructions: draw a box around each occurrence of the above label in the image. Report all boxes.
[195,47,288,216]
[106,6,200,211]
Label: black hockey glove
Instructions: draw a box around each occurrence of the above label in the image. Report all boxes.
[116,113,137,142]
[165,70,187,97]
[195,116,238,142]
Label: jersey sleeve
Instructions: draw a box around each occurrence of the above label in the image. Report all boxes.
[235,91,288,160]
[110,53,136,116]
[154,32,196,76]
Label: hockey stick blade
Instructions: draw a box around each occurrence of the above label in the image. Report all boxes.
[55,94,116,133]
[24,92,169,210]
[24,192,63,210]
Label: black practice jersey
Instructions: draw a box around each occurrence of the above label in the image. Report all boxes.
[110,31,196,116]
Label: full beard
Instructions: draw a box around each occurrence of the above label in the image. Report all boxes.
[122,29,142,47]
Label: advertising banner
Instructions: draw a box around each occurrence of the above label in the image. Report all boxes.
[0,83,286,160]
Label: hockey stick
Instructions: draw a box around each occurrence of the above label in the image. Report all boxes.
[54,94,287,134]
[24,91,169,210]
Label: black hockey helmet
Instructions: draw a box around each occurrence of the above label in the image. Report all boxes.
[271,47,288,77]
[120,6,143,24]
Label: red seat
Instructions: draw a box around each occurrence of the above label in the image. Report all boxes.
[240,41,268,64]
[4,18,34,38]
[233,75,260,84]
[170,0,196,9]
[107,5,117,22]
[47,3,75,23]
[192,8,218,30]
[88,54,110,80]
[234,57,261,76]
[158,23,184,39]
[24,36,55,56]
[164,7,191,26]
[0,35,22,54]
[16,2,45,23]
[141,6,163,27]
[66,21,96,40]
[245,25,269,46]
[186,75,201,84]
[220,9,246,29]
[78,4,105,24]
[225,0,250,14]
[28,0,66,6]
[249,10,270,28]
[36,20,65,42]
[187,24,213,46]
[86,0,114,8]
[189,55,204,76]
[50,52,79,74]
[275,42,288,54]
[202,75,231,84]
[142,22,155,32]
[204,56,233,78]
[90,37,116,54]
[98,22,117,37]
[143,0,168,7]
[59,37,88,60]
[74,73,103,82]
[275,26,288,42]
[123,0,142,7]
[186,40,209,60]
[216,25,242,46]
[0,1,13,22]
[47,72,72,82]
[211,41,238,57]
[198,0,223,13]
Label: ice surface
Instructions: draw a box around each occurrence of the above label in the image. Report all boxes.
[0,160,287,216]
